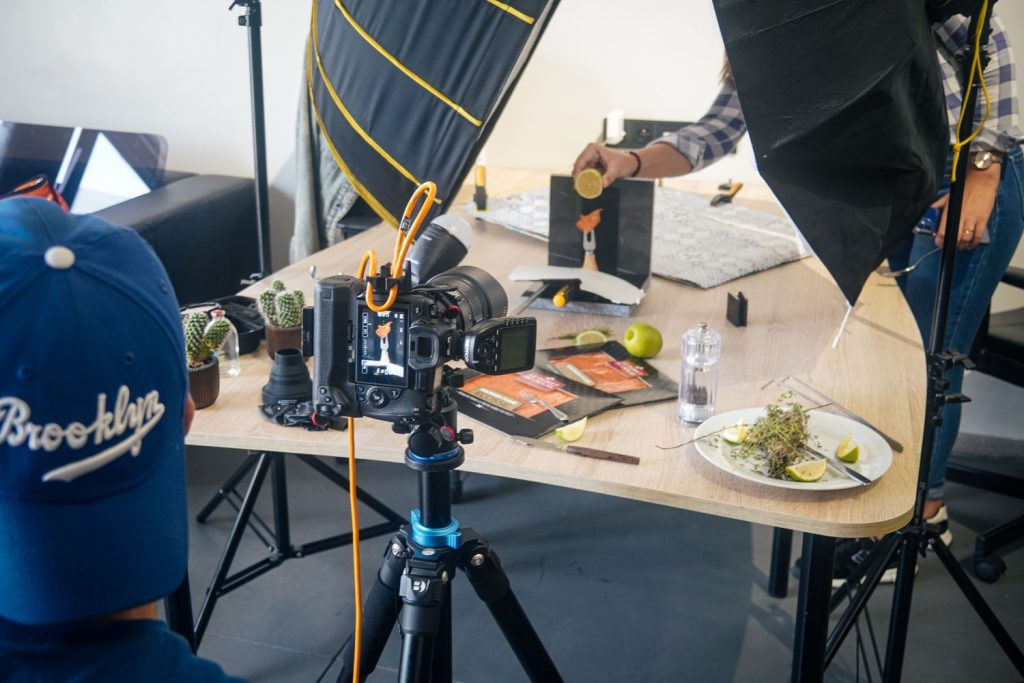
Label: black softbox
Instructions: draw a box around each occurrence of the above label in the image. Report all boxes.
[308,0,558,226]
[712,0,949,303]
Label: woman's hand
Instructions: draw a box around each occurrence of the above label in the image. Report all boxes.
[934,164,1000,249]
[572,143,639,188]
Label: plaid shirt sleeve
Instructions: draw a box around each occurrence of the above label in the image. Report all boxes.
[934,12,1023,153]
[648,83,746,172]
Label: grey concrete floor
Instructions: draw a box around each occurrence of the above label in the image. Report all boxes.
[178,372,1024,682]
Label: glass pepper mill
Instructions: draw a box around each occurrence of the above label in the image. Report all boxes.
[678,322,721,424]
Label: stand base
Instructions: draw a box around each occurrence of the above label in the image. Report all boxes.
[768,523,1024,680]
[174,451,405,647]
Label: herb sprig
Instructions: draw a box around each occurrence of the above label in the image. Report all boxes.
[732,393,816,478]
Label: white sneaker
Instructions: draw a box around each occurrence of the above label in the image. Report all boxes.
[926,504,954,547]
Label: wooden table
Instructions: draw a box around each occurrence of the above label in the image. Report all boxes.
[185,174,926,681]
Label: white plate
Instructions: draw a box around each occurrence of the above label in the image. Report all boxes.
[692,407,894,491]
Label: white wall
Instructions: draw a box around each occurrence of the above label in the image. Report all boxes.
[0,0,310,270]
[0,0,1021,303]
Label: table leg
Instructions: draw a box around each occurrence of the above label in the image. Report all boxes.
[791,533,835,683]
[769,527,793,598]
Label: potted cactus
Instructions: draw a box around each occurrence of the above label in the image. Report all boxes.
[185,311,232,409]
[259,279,304,359]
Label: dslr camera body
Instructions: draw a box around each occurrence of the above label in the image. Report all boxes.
[313,263,536,426]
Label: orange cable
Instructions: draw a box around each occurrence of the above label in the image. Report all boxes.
[361,182,436,311]
[347,417,362,683]
[346,181,437,680]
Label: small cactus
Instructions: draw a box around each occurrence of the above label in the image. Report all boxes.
[275,292,302,328]
[259,280,304,328]
[184,312,232,368]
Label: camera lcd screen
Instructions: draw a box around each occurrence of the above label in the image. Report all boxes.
[499,328,531,371]
[356,305,408,387]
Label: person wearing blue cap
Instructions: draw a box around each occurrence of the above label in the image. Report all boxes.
[0,198,247,682]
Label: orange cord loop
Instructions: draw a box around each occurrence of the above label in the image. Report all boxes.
[360,181,437,312]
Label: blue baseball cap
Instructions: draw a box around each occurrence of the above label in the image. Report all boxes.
[0,198,189,625]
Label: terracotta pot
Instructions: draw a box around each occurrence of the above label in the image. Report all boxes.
[265,324,302,360]
[188,357,220,409]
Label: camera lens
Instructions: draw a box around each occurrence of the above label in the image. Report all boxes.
[425,265,507,326]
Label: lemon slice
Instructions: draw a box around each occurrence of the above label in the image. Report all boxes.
[836,434,860,463]
[721,421,748,445]
[785,459,828,483]
[573,329,608,346]
[555,417,588,442]
[574,168,604,199]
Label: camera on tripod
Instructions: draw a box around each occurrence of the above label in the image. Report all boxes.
[312,216,537,425]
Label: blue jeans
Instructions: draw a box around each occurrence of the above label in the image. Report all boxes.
[887,147,1024,499]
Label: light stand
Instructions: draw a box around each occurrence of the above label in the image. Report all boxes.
[336,374,562,683]
[880,3,1024,678]
[230,0,272,280]
[808,3,1024,680]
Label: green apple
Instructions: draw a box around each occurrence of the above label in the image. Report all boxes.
[623,322,663,358]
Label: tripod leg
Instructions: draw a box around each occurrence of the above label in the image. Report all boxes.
[195,452,271,646]
[396,555,455,683]
[929,533,1024,675]
[195,452,259,523]
[338,536,407,683]
[164,574,197,653]
[460,534,563,683]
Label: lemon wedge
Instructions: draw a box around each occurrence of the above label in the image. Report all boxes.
[785,459,828,483]
[573,329,608,346]
[836,434,860,463]
[721,421,748,445]
[574,168,604,199]
[555,417,588,442]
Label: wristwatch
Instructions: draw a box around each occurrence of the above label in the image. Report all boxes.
[970,150,1002,170]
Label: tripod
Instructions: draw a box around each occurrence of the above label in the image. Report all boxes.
[798,4,1024,680]
[336,389,562,682]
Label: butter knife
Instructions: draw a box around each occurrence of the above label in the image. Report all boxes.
[514,437,640,465]
[800,445,873,486]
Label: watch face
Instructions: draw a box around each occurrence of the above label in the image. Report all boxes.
[973,151,994,169]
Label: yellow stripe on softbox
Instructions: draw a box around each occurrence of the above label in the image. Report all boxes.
[483,0,535,24]
[334,0,483,127]
[311,0,443,207]
[307,33,398,226]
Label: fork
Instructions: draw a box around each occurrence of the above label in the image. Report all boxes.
[876,247,940,278]
[519,390,569,421]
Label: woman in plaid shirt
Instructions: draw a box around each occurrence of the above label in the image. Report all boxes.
[574,11,1022,562]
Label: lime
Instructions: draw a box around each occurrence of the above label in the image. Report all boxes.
[836,434,860,463]
[785,459,828,483]
[573,329,608,346]
[623,322,663,358]
[721,421,748,445]
[574,168,604,199]
[555,417,588,442]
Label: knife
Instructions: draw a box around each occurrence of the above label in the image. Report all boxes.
[800,446,873,486]
[514,437,640,465]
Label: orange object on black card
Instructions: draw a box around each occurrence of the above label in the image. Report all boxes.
[2,175,69,211]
